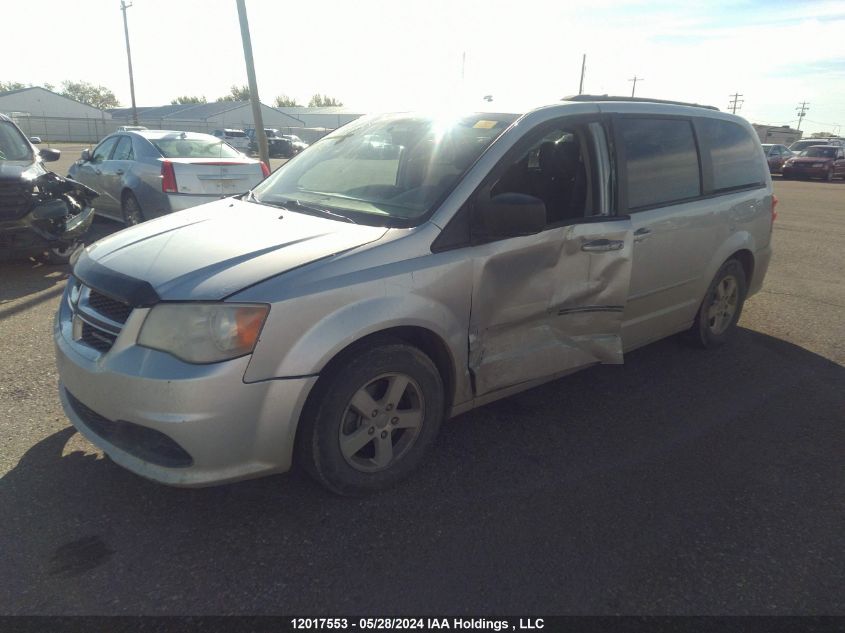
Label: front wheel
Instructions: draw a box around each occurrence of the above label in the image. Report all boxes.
[297,342,445,495]
[688,259,747,348]
[40,242,82,265]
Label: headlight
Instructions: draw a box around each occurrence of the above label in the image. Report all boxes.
[138,303,269,364]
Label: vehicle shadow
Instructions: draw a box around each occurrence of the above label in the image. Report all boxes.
[0,218,124,307]
[1,328,843,615]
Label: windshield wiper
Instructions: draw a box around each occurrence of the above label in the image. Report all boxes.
[279,199,357,224]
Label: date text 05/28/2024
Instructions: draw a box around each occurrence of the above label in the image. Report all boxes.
[290,618,545,630]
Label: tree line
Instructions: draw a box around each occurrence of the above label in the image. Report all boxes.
[174,85,343,108]
[2,80,343,111]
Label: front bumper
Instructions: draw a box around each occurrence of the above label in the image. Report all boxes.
[782,166,829,179]
[53,288,317,486]
[0,205,94,253]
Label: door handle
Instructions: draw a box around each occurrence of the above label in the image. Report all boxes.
[115,169,124,175]
[581,239,624,252]
[94,168,102,175]
[633,227,652,243]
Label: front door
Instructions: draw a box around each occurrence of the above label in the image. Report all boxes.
[74,136,120,215]
[467,119,633,397]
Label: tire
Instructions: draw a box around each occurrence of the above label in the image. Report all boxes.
[688,259,747,348]
[297,342,445,495]
[121,191,145,226]
[40,242,82,265]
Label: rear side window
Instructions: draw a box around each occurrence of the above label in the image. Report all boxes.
[112,137,134,161]
[700,118,764,191]
[618,118,701,209]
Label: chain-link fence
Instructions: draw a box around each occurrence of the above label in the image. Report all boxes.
[8,113,331,145]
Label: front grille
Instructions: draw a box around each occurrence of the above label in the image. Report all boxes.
[80,321,117,352]
[71,283,134,354]
[87,290,132,324]
[66,390,193,468]
[0,181,31,221]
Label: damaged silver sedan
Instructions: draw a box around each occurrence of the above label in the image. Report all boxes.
[0,113,96,264]
[55,98,774,494]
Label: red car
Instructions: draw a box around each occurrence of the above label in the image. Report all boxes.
[782,145,845,181]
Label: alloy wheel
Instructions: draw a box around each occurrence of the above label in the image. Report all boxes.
[706,275,739,335]
[338,373,425,473]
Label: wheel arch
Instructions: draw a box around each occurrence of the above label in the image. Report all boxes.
[307,325,457,419]
[729,248,755,289]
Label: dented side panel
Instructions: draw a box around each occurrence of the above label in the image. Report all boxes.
[469,219,633,396]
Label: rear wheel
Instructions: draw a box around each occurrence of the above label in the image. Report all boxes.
[121,192,145,226]
[688,259,747,348]
[297,342,445,495]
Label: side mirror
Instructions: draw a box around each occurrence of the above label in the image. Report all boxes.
[39,147,61,162]
[29,136,42,144]
[81,149,92,161]
[474,193,546,239]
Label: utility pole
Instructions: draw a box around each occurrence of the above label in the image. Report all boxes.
[728,92,743,114]
[120,1,138,125]
[236,0,269,166]
[628,75,644,98]
[795,101,810,132]
[578,54,586,95]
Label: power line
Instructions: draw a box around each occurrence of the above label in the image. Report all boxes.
[728,92,743,114]
[795,101,810,132]
[628,75,644,97]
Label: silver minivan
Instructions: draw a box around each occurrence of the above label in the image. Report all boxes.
[54,97,775,494]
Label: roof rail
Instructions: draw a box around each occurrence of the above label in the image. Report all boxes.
[562,95,719,111]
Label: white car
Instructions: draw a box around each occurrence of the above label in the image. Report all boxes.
[212,128,251,152]
[68,130,269,224]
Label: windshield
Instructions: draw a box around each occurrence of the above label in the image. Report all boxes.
[0,121,34,162]
[251,112,516,226]
[802,147,836,158]
[791,141,823,151]
[152,137,243,159]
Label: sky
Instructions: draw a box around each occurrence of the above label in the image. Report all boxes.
[2,0,844,134]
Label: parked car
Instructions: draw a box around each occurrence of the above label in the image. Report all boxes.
[781,145,845,181]
[211,128,250,152]
[245,128,294,158]
[0,113,96,263]
[68,130,270,225]
[788,138,844,154]
[281,134,309,154]
[55,98,775,494]
[761,144,794,173]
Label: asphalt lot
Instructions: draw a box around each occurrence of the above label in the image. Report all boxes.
[0,174,843,615]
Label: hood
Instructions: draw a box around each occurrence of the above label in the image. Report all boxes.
[0,160,43,182]
[789,156,834,164]
[75,197,387,301]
